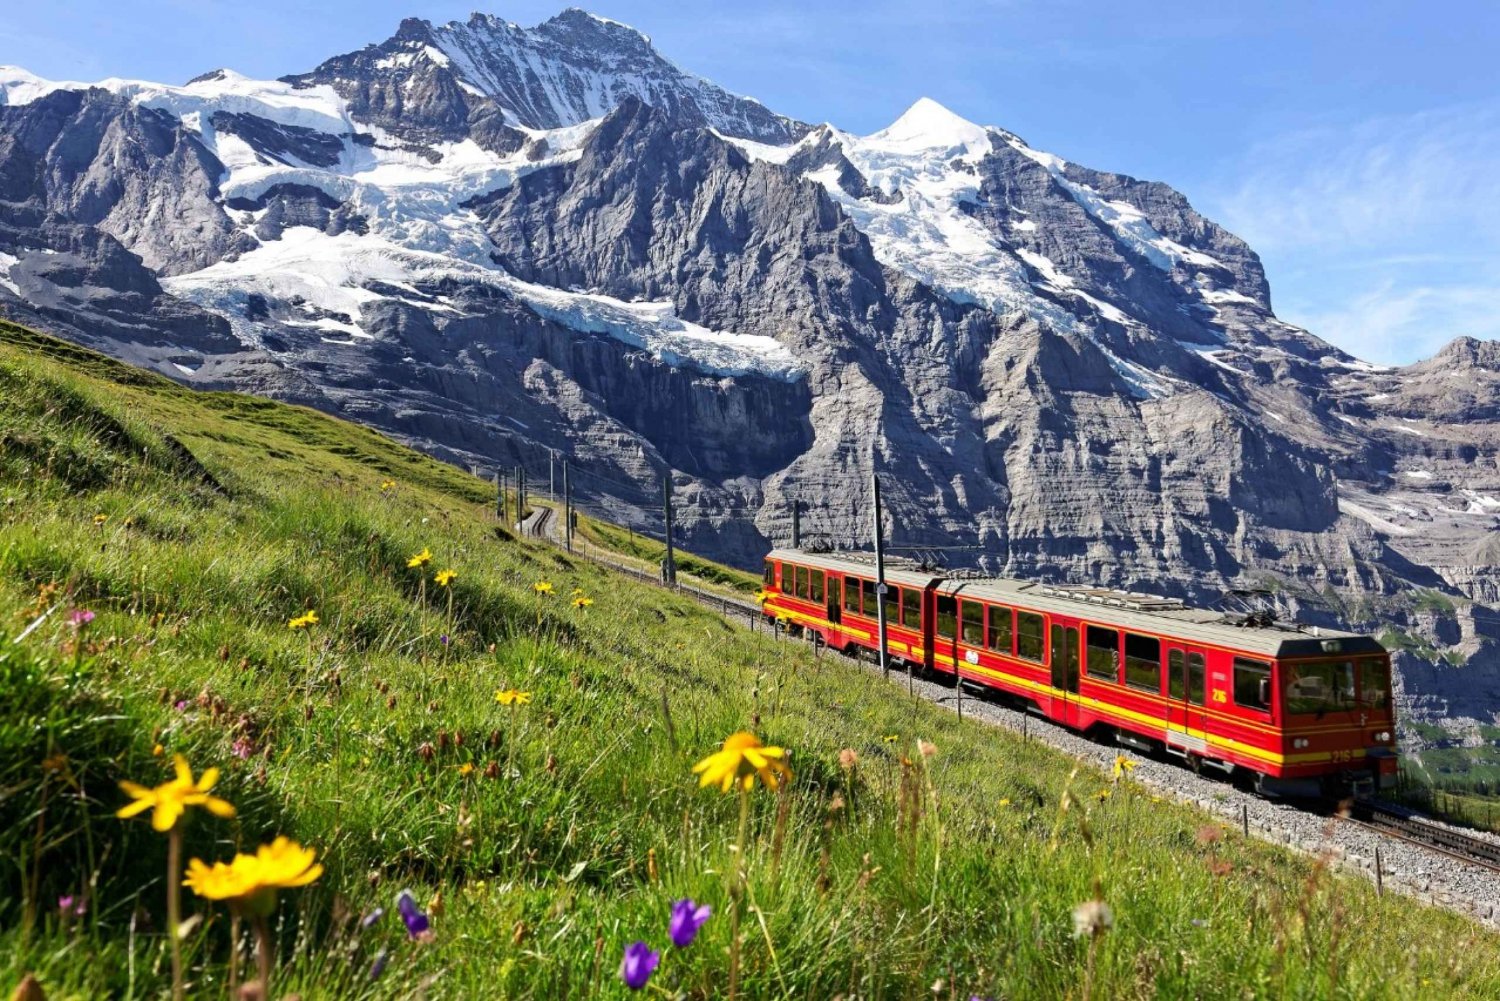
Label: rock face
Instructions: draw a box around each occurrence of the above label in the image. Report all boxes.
[0,9,1497,731]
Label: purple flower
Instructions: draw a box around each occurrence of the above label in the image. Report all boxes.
[68,609,94,627]
[619,941,660,991]
[58,895,86,917]
[440,634,450,646]
[360,907,385,929]
[368,948,390,981]
[668,898,711,948]
[396,889,431,940]
[174,700,189,712]
[232,737,254,760]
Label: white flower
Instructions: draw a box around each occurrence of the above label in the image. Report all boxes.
[1072,899,1113,939]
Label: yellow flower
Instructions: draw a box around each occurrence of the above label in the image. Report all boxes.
[185,837,322,913]
[152,743,164,757]
[494,689,532,707]
[117,754,236,832]
[533,581,554,596]
[571,587,586,597]
[692,732,792,793]
[997,798,1012,808]
[380,479,396,492]
[434,568,457,587]
[882,735,899,744]
[92,513,108,526]
[572,595,593,608]
[287,610,319,630]
[1096,789,1112,802]
[1111,754,1136,781]
[457,762,475,777]
[407,547,432,569]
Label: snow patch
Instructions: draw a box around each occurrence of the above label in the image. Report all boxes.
[1404,469,1435,480]
[0,251,19,297]
[1338,496,1414,537]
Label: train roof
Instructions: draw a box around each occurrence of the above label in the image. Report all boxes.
[767,549,1383,660]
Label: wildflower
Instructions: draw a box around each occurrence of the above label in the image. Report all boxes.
[117,754,236,832]
[1071,899,1113,939]
[494,689,532,706]
[396,889,433,941]
[68,609,95,627]
[360,907,385,929]
[572,587,586,597]
[380,479,396,491]
[417,742,435,762]
[287,610,319,630]
[917,739,937,758]
[692,731,792,793]
[185,837,322,915]
[440,634,450,646]
[232,737,254,760]
[1208,859,1234,877]
[838,748,859,771]
[882,734,899,744]
[152,743,164,757]
[369,948,390,981]
[58,895,87,917]
[407,547,432,569]
[457,763,475,777]
[434,568,457,587]
[619,941,660,991]
[997,798,1012,808]
[1195,825,1222,846]
[1096,789,1111,802]
[572,595,594,608]
[669,898,712,948]
[1111,754,1136,781]
[532,581,554,595]
[93,513,108,526]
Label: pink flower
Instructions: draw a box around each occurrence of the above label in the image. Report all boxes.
[68,609,95,627]
[232,737,254,760]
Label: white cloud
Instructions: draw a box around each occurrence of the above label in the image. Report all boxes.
[1285,279,1500,368]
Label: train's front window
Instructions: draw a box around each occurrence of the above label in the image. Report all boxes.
[1281,659,1357,715]
[1358,659,1392,710]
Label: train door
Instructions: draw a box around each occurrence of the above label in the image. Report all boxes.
[1049,621,1079,724]
[1165,646,1209,758]
[826,576,843,645]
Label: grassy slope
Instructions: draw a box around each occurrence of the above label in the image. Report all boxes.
[1,319,1498,1000]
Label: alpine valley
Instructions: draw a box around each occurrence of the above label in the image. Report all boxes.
[1,9,1497,742]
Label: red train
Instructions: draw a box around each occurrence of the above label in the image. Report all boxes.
[762,548,1397,798]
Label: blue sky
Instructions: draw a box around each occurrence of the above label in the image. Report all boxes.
[7,1,1499,365]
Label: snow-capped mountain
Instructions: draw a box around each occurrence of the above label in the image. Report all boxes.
[0,8,1497,729]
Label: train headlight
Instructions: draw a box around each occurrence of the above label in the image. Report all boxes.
[1371,730,1392,744]
[1293,738,1310,749]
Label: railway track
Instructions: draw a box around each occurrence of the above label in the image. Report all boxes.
[519,504,1500,887]
[1347,801,1500,874]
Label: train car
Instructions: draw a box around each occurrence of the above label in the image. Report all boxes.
[761,548,1396,798]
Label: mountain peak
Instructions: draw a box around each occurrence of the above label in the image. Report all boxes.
[544,8,651,42]
[871,97,990,154]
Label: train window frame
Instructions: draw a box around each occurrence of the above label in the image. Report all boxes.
[1016,611,1045,663]
[1085,625,1121,682]
[844,576,862,615]
[1232,657,1272,714]
[1281,659,1357,716]
[1187,652,1206,706]
[810,568,825,604]
[902,588,922,629]
[961,600,984,646]
[1123,633,1161,692]
[764,561,774,586]
[987,604,1013,654]
[1358,658,1391,710]
[863,579,878,618]
[1168,649,1185,700]
[935,595,958,639]
[883,584,900,626]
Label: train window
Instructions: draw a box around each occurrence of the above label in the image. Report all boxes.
[1281,660,1356,715]
[1233,657,1271,713]
[1358,659,1391,710]
[883,584,900,625]
[935,595,957,638]
[987,605,1013,654]
[844,577,862,614]
[903,588,922,628]
[1168,649,1185,699]
[961,601,984,646]
[1188,653,1205,705]
[794,565,808,599]
[764,561,774,586]
[1016,611,1045,662]
[1085,626,1120,682]
[864,579,878,617]
[810,569,825,604]
[1124,634,1161,692]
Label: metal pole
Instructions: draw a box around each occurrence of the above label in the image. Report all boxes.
[663,475,677,587]
[563,462,573,553]
[873,472,890,679]
[1241,803,1249,838]
[1374,844,1384,896]
[549,451,556,503]
[495,470,504,521]
[520,466,528,525]
[791,498,800,549]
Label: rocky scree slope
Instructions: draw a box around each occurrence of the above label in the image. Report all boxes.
[0,9,1496,732]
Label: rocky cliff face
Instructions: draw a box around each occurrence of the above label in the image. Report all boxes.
[0,9,1496,732]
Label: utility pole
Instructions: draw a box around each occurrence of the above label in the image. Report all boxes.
[662,474,677,587]
[549,451,556,503]
[519,465,527,527]
[791,498,801,549]
[563,461,573,553]
[495,470,504,522]
[872,472,890,679]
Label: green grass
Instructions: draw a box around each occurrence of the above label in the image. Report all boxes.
[574,515,762,594]
[3,318,1500,999]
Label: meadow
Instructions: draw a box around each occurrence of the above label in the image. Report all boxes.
[3,318,1500,999]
